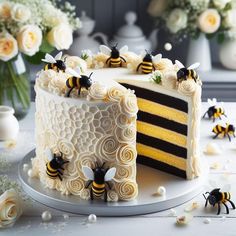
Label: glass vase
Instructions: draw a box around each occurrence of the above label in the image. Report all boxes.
[0,54,31,120]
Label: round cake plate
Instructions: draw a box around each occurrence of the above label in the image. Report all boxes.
[19,149,208,216]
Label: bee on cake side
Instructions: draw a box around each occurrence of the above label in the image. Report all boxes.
[203,98,227,122]
[42,52,67,73]
[45,148,69,181]
[99,44,128,67]
[136,51,162,74]
[82,163,116,202]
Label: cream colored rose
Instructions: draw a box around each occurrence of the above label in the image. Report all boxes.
[116,181,138,200]
[178,80,197,96]
[65,56,87,73]
[107,190,118,202]
[0,2,11,19]
[198,9,221,34]
[224,9,236,28]
[47,24,73,50]
[65,178,84,195]
[162,70,177,89]
[0,189,22,228]
[107,86,126,102]
[213,0,231,9]
[116,144,137,165]
[166,9,187,33]
[17,25,42,56]
[88,82,107,100]
[120,91,138,118]
[11,4,31,22]
[147,0,168,17]
[0,33,18,61]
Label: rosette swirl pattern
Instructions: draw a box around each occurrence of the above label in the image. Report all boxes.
[120,92,138,118]
[178,80,197,96]
[115,126,136,143]
[107,190,119,202]
[57,139,75,160]
[107,86,126,102]
[96,135,119,160]
[65,178,84,195]
[116,181,138,200]
[116,144,137,165]
[116,113,132,128]
[88,82,107,100]
[114,165,133,181]
[80,189,90,200]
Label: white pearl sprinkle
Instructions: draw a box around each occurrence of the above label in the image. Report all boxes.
[157,186,166,196]
[41,211,52,222]
[63,214,69,220]
[164,43,172,51]
[203,218,211,224]
[88,214,97,223]
[23,164,29,172]
[27,169,34,178]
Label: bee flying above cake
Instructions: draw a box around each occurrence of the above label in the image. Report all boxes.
[45,148,69,181]
[65,67,93,97]
[100,44,128,67]
[175,60,200,83]
[82,163,116,202]
[203,98,227,122]
[212,120,235,142]
[203,185,235,215]
[42,51,66,72]
[136,51,162,74]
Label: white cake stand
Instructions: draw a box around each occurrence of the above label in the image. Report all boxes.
[19,150,208,216]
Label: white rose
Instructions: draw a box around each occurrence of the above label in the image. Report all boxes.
[17,25,42,56]
[0,189,22,228]
[11,4,31,22]
[198,9,221,34]
[47,24,73,50]
[88,82,107,100]
[65,56,87,73]
[0,33,18,61]
[0,1,11,19]
[224,9,236,28]
[166,9,188,34]
[213,0,231,9]
[147,0,168,17]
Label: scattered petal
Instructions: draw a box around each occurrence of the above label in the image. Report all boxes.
[176,214,193,225]
[4,139,17,149]
[204,142,222,155]
[203,218,211,224]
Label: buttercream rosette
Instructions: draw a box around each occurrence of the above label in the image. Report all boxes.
[162,70,177,89]
[177,80,197,96]
[116,144,137,165]
[120,91,138,118]
[114,165,133,181]
[107,86,126,102]
[116,113,133,128]
[154,58,174,72]
[107,190,119,202]
[87,82,107,100]
[115,125,136,143]
[57,139,75,160]
[116,181,138,200]
[65,178,84,195]
[80,189,90,200]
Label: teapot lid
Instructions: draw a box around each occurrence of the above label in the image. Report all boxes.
[116,11,143,38]
[80,11,94,23]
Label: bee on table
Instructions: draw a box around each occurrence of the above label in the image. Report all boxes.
[82,163,116,202]
[136,51,162,74]
[203,98,226,122]
[99,44,128,67]
[41,52,66,72]
[175,60,200,83]
[65,68,93,97]
[212,122,235,142]
[45,148,69,181]
[203,188,235,215]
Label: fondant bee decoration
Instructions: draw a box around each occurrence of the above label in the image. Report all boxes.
[99,44,128,67]
[203,184,235,215]
[82,163,116,202]
[175,60,200,83]
[203,98,227,122]
[136,51,162,74]
[65,67,93,97]
[45,148,69,181]
[42,52,66,73]
[212,121,235,142]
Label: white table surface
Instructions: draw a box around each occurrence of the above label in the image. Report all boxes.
[1,102,236,236]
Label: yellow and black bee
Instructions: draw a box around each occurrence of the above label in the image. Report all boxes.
[65,68,93,97]
[203,188,235,215]
[42,52,66,72]
[175,60,200,83]
[100,44,128,67]
[136,51,162,74]
[82,163,116,202]
[203,98,226,122]
[212,122,235,141]
[45,148,69,181]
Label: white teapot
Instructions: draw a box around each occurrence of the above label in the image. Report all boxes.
[68,11,108,55]
[112,11,158,54]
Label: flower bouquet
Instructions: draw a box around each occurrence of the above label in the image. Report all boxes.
[0,0,80,118]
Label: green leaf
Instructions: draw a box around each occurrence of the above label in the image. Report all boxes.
[25,51,45,65]
[206,33,215,40]
[39,38,54,53]
[224,3,232,11]
[217,33,225,44]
